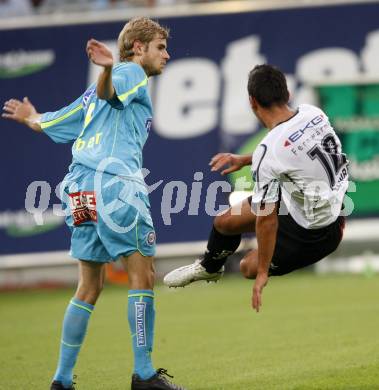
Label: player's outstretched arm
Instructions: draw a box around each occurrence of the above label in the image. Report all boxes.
[2,97,42,132]
[86,39,115,100]
[252,203,278,312]
[209,153,252,175]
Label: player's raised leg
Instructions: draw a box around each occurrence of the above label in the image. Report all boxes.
[164,197,256,287]
[51,260,105,390]
[123,252,185,390]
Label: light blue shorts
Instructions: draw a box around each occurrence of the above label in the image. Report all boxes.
[61,164,156,262]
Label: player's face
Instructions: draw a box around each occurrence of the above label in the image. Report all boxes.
[141,36,170,76]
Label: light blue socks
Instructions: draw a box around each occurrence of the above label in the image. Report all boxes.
[53,298,94,387]
[53,291,155,385]
[128,289,156,380]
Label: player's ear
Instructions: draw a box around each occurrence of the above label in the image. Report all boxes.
[249,96,257,111]
[132,40,144,56]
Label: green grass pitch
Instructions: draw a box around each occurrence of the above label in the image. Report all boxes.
[1,273,379,389]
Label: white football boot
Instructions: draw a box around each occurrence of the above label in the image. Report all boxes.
[163,259,224,288]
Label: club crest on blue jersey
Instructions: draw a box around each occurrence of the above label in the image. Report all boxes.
[82,87,96,109]
[145,118,152,133]
[147,231,156,246]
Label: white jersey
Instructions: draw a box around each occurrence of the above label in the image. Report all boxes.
[251,104,349,229]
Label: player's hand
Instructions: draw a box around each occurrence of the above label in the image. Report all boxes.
[209,153,247,175]
[2,97,37,124]
[86,39,114,69]
[252,272,268,312]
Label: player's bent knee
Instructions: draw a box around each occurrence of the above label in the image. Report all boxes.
[98,279,105,293]
[214,213,235,235]
[127,258,155,290]
[76,287,102,305]
[149,267,156,287]
[239,259,248,277]
[239,258,256,280]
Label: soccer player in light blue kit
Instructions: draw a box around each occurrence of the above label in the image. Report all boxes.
[2,17,185,390]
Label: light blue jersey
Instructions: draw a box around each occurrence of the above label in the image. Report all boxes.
[40,62,156,261]
[41,62,152,183]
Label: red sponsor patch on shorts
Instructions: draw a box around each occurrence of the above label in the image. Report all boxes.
[68,191,97,225]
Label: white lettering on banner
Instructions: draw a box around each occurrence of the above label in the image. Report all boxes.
[294,48,360,110]
[296,48,360,83]
[221,36,265,135]
[86,30,379,139]
[154,59,220,138]
[362,31,379,76]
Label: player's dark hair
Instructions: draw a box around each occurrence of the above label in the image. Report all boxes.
[247,64,289,108]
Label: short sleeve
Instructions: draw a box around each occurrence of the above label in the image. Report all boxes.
[110,63,148,109]
[41,95,84,143]
[251,144,280,206]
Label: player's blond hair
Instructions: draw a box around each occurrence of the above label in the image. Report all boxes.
[118,17,169,62]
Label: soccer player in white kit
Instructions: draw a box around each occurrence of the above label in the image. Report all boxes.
[164,64,348,312]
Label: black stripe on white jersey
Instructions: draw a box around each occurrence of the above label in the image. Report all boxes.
[254,143,267,188]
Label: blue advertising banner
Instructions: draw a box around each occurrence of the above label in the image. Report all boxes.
[1,2,379,255]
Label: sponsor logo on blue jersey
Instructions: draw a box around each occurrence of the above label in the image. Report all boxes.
[82,87,96,109]
[145,118,152,133]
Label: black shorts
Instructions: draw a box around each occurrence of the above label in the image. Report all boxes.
[269,212,345,276]
[247,197,345,276]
